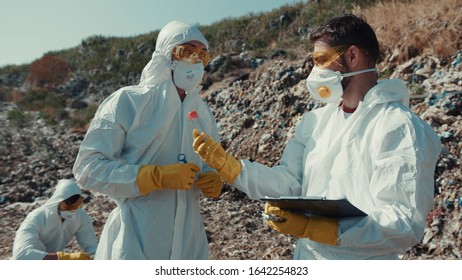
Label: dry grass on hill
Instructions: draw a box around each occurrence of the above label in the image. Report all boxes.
[355,0,462,63]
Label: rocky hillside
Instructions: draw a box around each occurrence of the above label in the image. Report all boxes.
[1,50,461,259]
[0,0,461,260]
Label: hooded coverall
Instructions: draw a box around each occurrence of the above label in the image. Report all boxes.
[11,179,97,260]
[233,79,442,259]
[72,21,220,259]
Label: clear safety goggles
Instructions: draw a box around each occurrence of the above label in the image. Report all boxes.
[172,44,211,66]
[312,45,349,68]
[61,196,83,211]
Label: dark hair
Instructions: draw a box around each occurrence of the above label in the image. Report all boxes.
[63,194,81,205]
[309,14,379,63]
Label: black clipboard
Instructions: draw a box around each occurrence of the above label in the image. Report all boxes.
[261,196,367,218]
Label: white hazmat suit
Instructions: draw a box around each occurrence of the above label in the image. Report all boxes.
[73,21,220,259]
[11,179,97,260]
[233,79,442,259]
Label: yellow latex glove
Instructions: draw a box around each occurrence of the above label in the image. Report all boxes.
[195,171,223,198]
[137,163,200,195]
[264,202,339,246]
[57,251,91,260]
[192,129,241,184]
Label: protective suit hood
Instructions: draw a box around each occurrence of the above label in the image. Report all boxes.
[44,179,82,210]
[362,79,410,108]
[139,20,209,86]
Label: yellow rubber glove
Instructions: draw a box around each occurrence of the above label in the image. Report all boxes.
[195,171,223,198]
[192,129,241,184]
[264,203,339,246]
[137,163,200,195]
[57,251,91,260]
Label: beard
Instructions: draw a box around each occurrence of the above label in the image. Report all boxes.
[340,57,352,90]
[341,75,352,90]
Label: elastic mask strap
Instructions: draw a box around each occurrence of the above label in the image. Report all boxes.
[341,68,376,78]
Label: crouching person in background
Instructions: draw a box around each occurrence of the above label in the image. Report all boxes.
[11,179,98,260]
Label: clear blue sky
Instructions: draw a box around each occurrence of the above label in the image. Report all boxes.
[0,0,305,67]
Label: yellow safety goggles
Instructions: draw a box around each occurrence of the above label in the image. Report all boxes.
[172,44,211,66]
[60,196,83,211]
[312,45,349,68]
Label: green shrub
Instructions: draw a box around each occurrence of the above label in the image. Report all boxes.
[0,87,11,102]
[15,90,67,124]
[7,109,29,127]
[69,104,98,129]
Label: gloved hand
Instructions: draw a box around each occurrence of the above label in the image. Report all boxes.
[192,129,241,184]
[195,171,223,198]
[57,251,91,260]
[137,163,200,195]
[264,202,339,246]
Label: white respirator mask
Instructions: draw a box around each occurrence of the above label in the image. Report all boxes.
[306,66,376,103]
[172,60,205,92]
[59,210,77,221]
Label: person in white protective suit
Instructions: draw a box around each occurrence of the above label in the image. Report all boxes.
[11,179,97,260]
[72,20,222,260]
[192,14,442,259]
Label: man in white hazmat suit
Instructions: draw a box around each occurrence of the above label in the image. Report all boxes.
[72,21,222,259]
[192,14,442,259]
[11,179,97,260]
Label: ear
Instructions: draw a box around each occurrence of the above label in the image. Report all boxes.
[344,45,361,68]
